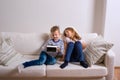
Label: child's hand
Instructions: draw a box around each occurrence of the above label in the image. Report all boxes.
[57,47,60,52]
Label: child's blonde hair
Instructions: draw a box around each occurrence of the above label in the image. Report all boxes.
[64,27,81,40]
[50,26,60,33]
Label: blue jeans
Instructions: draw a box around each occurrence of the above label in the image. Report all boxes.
[23,51,56,68]
[64,41,85,62]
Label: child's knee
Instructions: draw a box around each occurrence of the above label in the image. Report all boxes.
[45,58,56,65]
[40,51,46,55]
[75,41,82,46]
[67,42,74,46]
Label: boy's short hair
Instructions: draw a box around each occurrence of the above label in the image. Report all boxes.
[50,26,60,33]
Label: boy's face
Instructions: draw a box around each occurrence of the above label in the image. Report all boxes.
[51,30,60,41]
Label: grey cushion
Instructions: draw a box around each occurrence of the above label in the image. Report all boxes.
[84,36,113,66]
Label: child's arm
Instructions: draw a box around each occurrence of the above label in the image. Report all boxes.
[59,40,67,61]
[57,40,64,54]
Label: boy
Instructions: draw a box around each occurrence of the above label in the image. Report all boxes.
[18,26,64,73]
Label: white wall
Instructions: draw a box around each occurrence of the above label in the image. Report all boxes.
[104,0,120,66]
[0,0,105,34]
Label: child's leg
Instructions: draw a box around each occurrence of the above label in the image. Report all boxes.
[60,42,74,69]
[74,41,88,68]
[23,51,47,68]
[64,42,74,62]
[45,54,56,65]
[74,41,85,61]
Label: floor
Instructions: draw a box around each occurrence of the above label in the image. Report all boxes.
[114,67,120,80]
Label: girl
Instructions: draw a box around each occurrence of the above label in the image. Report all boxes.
[60,27,88,69]
[18,26,64,72]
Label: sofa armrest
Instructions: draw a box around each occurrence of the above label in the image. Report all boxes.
[104,50,115,80]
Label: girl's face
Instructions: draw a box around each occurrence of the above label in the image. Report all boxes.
[51,30,60,41]
[65,30,73,38]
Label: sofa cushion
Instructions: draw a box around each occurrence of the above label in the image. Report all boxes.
[0,64,46,77]
[18,65,46,77]
[0,54,46,77]
[84,36,113,66]
[0,36,23,66]
[1,32,48,55]
[46,61,107,78]
[0,65,18,76]
[81,33,98,45]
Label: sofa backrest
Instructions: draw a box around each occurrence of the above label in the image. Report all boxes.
[1,32,49,55]
[0,32,98,55]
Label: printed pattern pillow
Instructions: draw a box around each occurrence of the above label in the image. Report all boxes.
[0,37,22,66]
[84,36,114,67]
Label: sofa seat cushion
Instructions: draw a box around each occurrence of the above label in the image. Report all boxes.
[19,65,46,77]
[47,62,107,78]
[0,65,46,77]
[17,54,46,77]
[13,54,46,77]
[0,65,18,76]
[0,54,46,77]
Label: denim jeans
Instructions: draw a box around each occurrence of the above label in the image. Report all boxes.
[64,41,85,62]
[23,51,56,68]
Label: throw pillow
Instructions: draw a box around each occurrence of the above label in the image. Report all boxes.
[83,35,114,67]
[0,37,22,66]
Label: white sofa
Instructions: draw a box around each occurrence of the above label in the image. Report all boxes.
[0,32,115,80]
